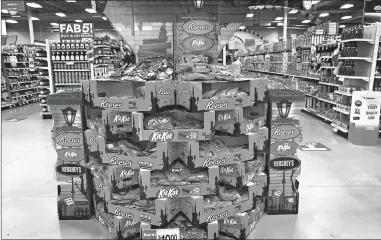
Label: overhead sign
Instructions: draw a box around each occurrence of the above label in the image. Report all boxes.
[59,22,94,42]
[364,1,381,14]
[298,142,331,151]
[5,1,25,14]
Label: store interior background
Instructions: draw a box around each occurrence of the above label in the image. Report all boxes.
[2,0,381,239]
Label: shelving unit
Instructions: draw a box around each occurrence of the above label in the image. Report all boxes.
[48,40,91,93]
[1,44,40,110]
[35,40,52,119]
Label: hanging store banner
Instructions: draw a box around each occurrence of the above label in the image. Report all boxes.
[364,1,381,14]
[348,91,381,146]
[59,22,94,42]
[3,0,25,14]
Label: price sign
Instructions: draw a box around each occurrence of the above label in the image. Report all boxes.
[142,229,180,240]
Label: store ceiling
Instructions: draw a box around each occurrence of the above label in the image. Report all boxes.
[1,0,369,32]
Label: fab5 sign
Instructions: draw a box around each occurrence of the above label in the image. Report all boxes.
[270,141,298,156]
[59,22,94,41]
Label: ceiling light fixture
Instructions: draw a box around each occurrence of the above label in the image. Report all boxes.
[239,26,245,30]
[312,0,321,4]
[267,27,276,29]
[26,2,42,8]
[65,0,77,2]
[340,4,354,9]
[75,20,83,22]
[85,8,97,13]
[246,13,254,18]
[289,9,298,14]
[51,23,59,26]
[302,20,311,23]
[6,20,18,24]
[31,17,39,20]
[341,15,352,20]
[102,16,107,20]
[278,23,284,26]
[319,13,329,17]
[275,17,283,21]
[11,15,21,18]
[56,13,66,17]
[2,9,9,14]
[193,0,204,8]
[339,25,346,28]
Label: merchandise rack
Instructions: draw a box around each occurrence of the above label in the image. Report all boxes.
[47,40,91,94]
[1,44,40,110]
[35,40,52,119]
[82,76,270,239]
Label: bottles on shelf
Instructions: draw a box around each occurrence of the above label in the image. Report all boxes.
[338,60,355,76]
[340,43,358,57]
[54,71,91,85]
[341,24,364,40]
[51,51,87,61]
[51,40,91,51]
[53,62,90,70]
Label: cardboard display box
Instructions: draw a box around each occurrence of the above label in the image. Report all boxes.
[180,182,265,225]
[178,128,268,169]
[84,129,176,170]
[176,78,268,112]
[139,166,219,199]
[82,80,176,113]
[218,203,265,240]
[214,103,267,136]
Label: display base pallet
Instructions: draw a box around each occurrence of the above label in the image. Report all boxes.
[41,113,52,119]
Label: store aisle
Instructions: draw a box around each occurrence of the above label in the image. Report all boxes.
[2,105,381,239]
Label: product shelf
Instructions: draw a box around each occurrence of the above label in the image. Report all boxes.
[340,38,374,43]
[338,57,372,62]
[332,107,350,115]
[334,90,352,96]
[337,75,370,81]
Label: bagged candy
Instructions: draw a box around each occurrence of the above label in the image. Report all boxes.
[135,86,145,98]
[188,169,209,182]
[199,142,213,156]
[183,227,207,240]
[118,140,145,156]
[151,170,167,180]
[106,143,123,154]
[233,192,249,204]
[145,114,173,130]
[165,171,186,181]
[219,185,240,201]
[235,91,249,97]
[202,89,219,99]
[208,139,229,155]
[204,196,222,210]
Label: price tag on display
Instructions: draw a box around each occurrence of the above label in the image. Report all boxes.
[333,127,338,132]
[142,228,180,240]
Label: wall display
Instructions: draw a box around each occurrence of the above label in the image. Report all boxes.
[348,91,381,145]
[47,91,91,220]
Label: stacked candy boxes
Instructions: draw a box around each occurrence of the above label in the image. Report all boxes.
[82,78,269,239]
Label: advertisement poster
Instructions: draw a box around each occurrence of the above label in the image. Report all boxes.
[59,22,94,42]
[348,91,381,146]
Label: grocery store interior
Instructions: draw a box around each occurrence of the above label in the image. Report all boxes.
[1,0,381,239]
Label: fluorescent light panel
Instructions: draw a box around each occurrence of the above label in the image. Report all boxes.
[6,20,18,23]
[302,20,310,23]
[51,23,59,26]
[56,13,66,17]
[268,27,276,28]
[319,13,329,17]
[312,0,320,4]
[85,8,97,13]
[65,0,76,2]
[75,20,83,22]
[340,4,354,9]
[26,2,42,8]
[341,15,352,20]
[275,17,283,21]
[278,23,284,26]
[102,16,107,20]
[31,17,39,20]
[246,13,254,18]
[289,9,298,14]
[339,25,346,28]
[2,9,9,13]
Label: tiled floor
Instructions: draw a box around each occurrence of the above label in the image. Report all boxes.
[2,103,381,239]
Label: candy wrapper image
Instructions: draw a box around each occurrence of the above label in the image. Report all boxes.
[176,78,268,112]
[140,159,219,199]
